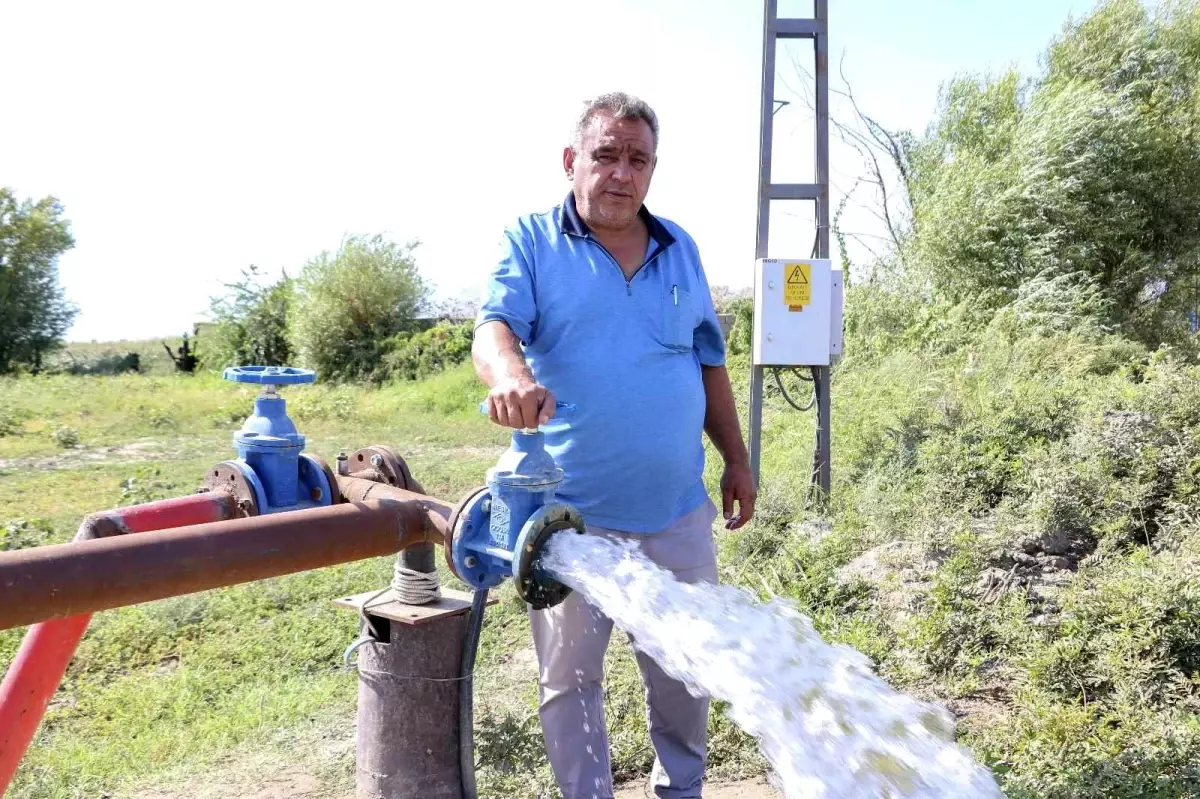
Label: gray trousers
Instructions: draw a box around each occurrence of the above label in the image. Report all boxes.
[529,500,719,799]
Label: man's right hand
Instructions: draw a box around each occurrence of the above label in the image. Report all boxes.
[485,377,556,430]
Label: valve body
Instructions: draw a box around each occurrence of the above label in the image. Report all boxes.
[451,428,583,609]
[205,366,335,515]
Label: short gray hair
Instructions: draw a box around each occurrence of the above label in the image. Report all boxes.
[573,92,659,151]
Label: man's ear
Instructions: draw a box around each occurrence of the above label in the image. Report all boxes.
[563,146,576,180]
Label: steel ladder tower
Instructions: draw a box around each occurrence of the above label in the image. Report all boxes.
[747,0,831,495]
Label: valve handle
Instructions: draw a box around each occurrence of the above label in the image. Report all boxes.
[478,400,574,434]
[223,366,316,385]
[478,400,575,416]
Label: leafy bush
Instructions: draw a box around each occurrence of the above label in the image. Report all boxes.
[0,405,23,437]
[904,0,1200,344]
[2,518,56,551]
[290,235,430,383]
[201,266,294,371]
[52,425,80,448]
[724,296,753,357]
[382,321,473,382]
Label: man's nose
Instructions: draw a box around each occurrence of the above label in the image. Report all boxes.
[612,159,633,183]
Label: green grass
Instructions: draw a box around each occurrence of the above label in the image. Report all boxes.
[0,360,766,798]
[7,312,1200,797]
[0,364,516,797]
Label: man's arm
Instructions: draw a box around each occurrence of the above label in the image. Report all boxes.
[472,320,555,430]
[701,364,757,529]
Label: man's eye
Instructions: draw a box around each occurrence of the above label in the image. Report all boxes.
[633,159,647,168]
[596,155,615,163]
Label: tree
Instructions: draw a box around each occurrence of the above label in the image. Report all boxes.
[905,0,1200,343]
[290,235,429,382]
[200,265,294,371]
[0,188,77,373]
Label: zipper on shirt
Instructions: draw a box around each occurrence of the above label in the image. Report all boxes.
[588,237,670,296]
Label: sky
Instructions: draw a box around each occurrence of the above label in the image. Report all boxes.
[0,0,1087,342]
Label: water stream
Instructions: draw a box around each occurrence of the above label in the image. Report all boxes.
[541,533,1003,799]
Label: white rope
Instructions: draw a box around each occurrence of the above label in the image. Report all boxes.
[391,561,442,605]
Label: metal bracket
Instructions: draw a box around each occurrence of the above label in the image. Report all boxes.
[334,587,492,627]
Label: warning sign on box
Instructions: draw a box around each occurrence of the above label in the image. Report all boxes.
[783,262,811,310]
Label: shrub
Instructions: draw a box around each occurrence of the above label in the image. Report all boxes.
[2,518,56,551]
[0,405,23,437]
[53,426,80,448]
[201,266,294,371]
[290,235,430,383]
[382,321,473,382]
[904,0,1200,345]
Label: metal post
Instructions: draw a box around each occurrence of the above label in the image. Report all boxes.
[333,476,479,798]
[748,0,831,493]
[355,611,468,799]
[400,541,437,575]
[748,0,779,482]
[814,0,832,496]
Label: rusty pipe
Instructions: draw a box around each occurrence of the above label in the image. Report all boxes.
[336,475,450,539]
[0,499,440,631]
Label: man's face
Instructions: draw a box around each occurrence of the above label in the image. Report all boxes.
[564,112,657,232]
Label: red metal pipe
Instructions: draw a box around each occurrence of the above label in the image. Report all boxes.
[0,491,238,796]
[74,492,240,539]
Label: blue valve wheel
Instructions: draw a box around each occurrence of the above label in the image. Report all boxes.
[223,366,316,385]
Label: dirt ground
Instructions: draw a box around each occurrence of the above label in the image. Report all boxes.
[134,772,779,799]
[614,777,780,798]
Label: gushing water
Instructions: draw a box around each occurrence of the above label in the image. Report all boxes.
[542,533,1003,799]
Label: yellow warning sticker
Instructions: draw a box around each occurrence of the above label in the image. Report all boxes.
[783,262,811,310]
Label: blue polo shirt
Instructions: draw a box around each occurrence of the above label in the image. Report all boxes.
[476,193,726,533]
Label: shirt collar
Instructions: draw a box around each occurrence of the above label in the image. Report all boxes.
[560,192,677,249]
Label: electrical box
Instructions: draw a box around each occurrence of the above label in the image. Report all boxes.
[752,258,844,367]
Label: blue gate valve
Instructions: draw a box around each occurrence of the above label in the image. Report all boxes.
[217,366,336,515]
[449,401,585,609]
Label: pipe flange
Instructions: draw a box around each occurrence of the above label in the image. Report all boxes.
[513,503,584,610]
[446,485,490,581]
[347,446,416,491]
[201,461,260,517]
[306,454,342,504]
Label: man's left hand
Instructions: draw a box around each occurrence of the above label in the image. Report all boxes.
[720,461,757,530]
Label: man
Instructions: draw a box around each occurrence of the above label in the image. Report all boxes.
[472,92,756,799]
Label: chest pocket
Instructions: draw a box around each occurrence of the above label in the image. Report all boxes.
[660,284,695,351]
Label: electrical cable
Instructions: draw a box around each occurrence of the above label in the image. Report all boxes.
[459,588,489,799]
[771,367,816,412]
